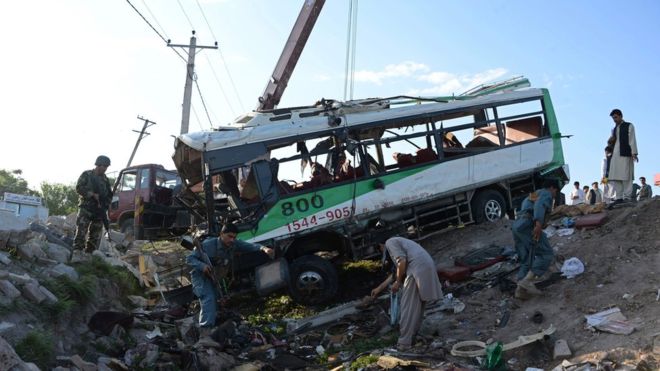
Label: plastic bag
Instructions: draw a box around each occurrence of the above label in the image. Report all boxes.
[390,291,400,326]
[484,341,506,370]
[560,257,585,278]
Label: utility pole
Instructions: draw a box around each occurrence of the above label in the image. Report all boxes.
[168,31,218,134]
[127,116,156,168]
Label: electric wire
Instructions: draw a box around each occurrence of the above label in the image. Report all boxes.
[217,49,246,112]
[193,73,215,129]
[125,0,187,63]
[191,104,204,131]
[196,0,244,114]
[195,0,218,41]
[176,0,196,31]
[140,0,169,40]
[204,54,237,117]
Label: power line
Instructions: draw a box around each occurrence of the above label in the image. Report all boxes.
[190,104,204,131]
[195,0,217,41]
[204,54,236,117]
[194,0,245,113]
[193,74,214,129]
[140,0,169,40]
[176,0,196,30]
[217,49,246,112]
[125,0,187,63]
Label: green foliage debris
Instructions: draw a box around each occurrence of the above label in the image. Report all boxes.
[14,331,54,369]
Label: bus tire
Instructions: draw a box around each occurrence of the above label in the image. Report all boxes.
[288,255,338,305]
[120,218,135,239]
[472,190,506,223]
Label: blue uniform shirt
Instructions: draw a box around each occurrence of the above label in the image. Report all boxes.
[186,237,264,287]
[519,188,554,225]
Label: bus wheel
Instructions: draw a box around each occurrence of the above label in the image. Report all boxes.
[472,190,505,223]
[289,255,338,305]
[120,218,135,239]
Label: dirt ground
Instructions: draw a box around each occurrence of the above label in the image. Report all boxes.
[412,197,660,369]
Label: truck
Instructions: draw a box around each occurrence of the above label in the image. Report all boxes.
[108,163,193,240]
[172,79,570,304]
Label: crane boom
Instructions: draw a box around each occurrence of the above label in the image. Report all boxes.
[256,0,325,111]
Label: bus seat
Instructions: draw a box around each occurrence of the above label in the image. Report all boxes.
[466,136,499,148]
[393,152,415,168]
[473,125,503,145]
[506,116,543,143]
[415,148,438,163]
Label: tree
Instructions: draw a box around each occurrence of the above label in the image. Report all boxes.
[0,169,39,197]
[40,182,78,216]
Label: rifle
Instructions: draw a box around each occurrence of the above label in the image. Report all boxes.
[193,237,230,299]
[90,172,112,243]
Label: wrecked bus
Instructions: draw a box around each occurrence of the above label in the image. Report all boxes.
[173,81,569,304]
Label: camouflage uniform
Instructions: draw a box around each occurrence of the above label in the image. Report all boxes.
[73,170,112,252]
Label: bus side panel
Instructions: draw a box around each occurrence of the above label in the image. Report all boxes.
[240,140,555,243]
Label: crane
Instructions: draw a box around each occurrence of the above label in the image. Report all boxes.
[256,0,325,111]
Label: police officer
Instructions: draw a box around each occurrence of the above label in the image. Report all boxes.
[73,155,112,253]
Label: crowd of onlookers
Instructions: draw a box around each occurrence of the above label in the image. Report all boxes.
[568,176,653,206]
[567,109,653,206]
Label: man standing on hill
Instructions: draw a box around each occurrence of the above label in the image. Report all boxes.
[608,109,638,204]
[73,155,112,253]
[512,179,559,299]
[569,181,584,205]
[638,176,653,200]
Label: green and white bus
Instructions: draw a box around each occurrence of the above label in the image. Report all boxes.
[173,79,569,303]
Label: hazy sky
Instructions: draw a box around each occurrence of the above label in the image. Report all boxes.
[1,0,658,195]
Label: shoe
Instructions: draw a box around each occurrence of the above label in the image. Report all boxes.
[517,272,542,295]
[514,286,531,300]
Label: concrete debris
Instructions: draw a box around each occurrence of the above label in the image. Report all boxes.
[70,354,97,371]
[0,280,21,300]
[0,336,31,371]
[0,251,11,265]
[35,286,58,304]
[195,348,236,370]
[8,272,33,285]
[21,282,47,304]
[17,239,47,261]
[49,263,79,281]
[46,242,71,263]
[554,339,572,359]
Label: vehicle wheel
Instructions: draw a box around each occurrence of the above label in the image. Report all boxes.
[120,218,135,239]
[472,190,506,223]
[288,255,338,305]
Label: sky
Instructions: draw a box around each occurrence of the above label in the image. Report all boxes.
[1,0,658,197]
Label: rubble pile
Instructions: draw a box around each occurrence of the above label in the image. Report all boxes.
[0,199,658,370]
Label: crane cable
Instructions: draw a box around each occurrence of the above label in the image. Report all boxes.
[343,0,358,101]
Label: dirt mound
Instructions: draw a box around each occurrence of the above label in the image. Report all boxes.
[420,198,660,369]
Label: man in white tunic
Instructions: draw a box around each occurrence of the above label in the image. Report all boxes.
[371,236,444,350]
[608,109,638,203]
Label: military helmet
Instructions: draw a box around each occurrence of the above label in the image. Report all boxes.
[95,155,111,167]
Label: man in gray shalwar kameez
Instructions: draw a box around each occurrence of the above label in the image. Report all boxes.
[371,236,443,350]
[608,109,639,203]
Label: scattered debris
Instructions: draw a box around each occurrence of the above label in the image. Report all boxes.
[585,307,635,335]
[560,257,585,278]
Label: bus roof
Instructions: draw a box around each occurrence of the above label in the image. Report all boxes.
[177,88,545,153]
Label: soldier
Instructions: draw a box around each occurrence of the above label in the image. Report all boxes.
[73,155,112,253]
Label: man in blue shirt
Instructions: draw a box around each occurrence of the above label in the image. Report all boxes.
[186,223,274,339]
[512,179,560,299]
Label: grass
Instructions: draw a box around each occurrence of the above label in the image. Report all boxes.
[242,294,315,335]
[74,256,142,297]
[14,331,54,369]
[350,354,380,370]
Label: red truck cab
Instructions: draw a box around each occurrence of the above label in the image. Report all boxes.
[109,164,185,240]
